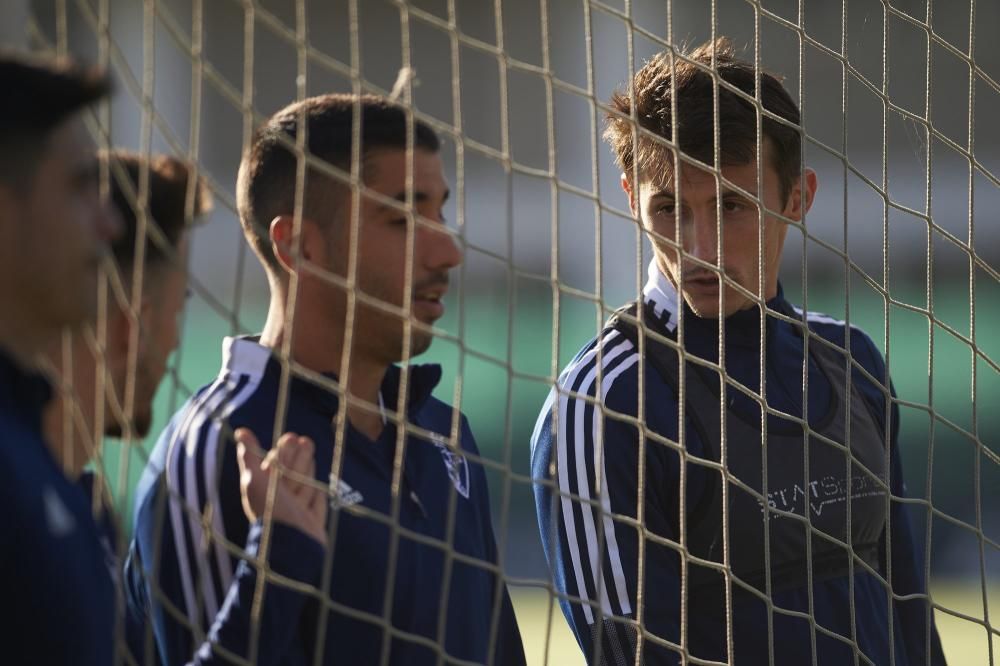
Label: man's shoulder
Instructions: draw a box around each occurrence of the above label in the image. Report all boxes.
[413,390,481,456]
[793,306,882,352]
[160,365,276,449]
[529,328,648,460]
[556,328,642,399]
[136,366,276,507]
[790,305,887,383]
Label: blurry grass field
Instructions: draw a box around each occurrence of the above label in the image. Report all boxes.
[510,580,999,665]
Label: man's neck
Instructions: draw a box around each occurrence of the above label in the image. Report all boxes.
[260,291,389,441]
[41,332,97,478]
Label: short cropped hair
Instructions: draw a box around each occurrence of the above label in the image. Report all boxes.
[604,37,802,203]
[0,51,110,187]
[104,151,212,278]
[236,93,440,275]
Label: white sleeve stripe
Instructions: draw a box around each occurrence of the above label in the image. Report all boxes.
[205,374,264,600]
[573,343,633,619]
[165,378,231,624]
[596,354,639,616]
[180,378,239,622]
[556,330,625,626]
[557,387,594,625]
[573,361,613,618]
[556,330,637,625]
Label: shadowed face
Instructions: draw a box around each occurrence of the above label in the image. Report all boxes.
[3,118,121,333]
[625,144,815,318]
[106,233,190,439]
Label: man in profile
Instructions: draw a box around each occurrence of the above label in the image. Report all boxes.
[44,150,212,478]
[128,94,526,665]
[41,149,211,663]
[0,51,121,664]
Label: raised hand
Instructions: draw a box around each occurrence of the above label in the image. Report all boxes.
[234,428,328,544]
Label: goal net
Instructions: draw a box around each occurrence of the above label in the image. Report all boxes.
[16,0,1000,664]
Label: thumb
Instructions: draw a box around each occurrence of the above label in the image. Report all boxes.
[235,428,265,473]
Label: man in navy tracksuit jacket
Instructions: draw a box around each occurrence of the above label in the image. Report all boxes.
[127,94,526,665]
[0,54,121,664]
[531,39,945,665]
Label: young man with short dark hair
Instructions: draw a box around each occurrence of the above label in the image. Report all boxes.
[128,93,527,665]
[0,51,121,665]
[531,38,946,665]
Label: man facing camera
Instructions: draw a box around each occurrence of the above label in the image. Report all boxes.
[531,38,945,665]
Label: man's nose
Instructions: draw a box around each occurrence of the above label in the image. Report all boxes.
[421,220,463,272]
[684,213,719,266]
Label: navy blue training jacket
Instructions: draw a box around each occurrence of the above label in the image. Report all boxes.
[530,262,946,665]
[127,337,526,665]
[0,348,115,665]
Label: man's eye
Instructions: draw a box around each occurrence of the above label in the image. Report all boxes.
[655,204,676,216]
[722,199,750,213]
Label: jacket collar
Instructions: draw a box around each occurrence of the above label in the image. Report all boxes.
[640,260,795,355]
[220,336,443,418]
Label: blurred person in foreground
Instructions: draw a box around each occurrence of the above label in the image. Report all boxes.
[530,38,946,665]
[127,93,527,665]
[42,149,328,666]
[44,151,212,478]
[41,149,210,663]
[0,51,121,664]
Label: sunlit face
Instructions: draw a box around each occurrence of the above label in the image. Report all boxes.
[625,145,813,319]
[106,233,190,439]
[11,118,121,330]
[327,148,462,362]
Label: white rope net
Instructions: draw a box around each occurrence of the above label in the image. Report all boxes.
[18,0,1000,664]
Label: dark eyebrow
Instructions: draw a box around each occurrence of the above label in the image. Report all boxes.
[379,188,450,212]
[648,186,758,202]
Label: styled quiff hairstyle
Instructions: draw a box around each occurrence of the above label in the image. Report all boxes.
[0,51,110,188]
[604,37,802,203]
[103,150,212,278]
[237,93,440,275]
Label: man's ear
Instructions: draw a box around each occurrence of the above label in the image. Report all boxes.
[269,215,328,273]
[621,173,639,218]
[785,168,818,222]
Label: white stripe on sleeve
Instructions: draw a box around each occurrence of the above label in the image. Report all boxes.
[555,330,637,625]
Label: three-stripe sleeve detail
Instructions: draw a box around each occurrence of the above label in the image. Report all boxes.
[555,330,638,625]
[166,372,257,627]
